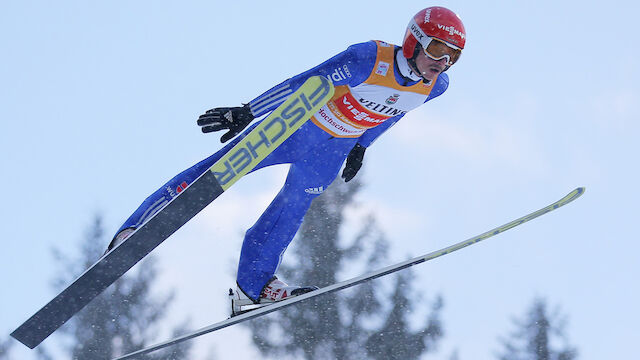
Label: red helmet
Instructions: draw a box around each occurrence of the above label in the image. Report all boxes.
[402,7,466,61]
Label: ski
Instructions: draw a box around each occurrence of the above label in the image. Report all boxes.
[10,76,335,350]
[113,187,585,360]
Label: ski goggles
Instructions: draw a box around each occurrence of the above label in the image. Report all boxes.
[422,37,462,66]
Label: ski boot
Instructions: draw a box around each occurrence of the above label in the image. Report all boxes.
[229,277,318,316]
[104,227,136,255]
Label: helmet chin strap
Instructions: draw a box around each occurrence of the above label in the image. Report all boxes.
[407,44,450,84]
[407,50,432,85]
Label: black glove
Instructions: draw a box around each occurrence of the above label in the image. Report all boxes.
[197,104,254,143]
[342,143,366,182]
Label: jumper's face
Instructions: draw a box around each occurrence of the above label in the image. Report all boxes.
[413,52,447,82]
[410,36,462,82]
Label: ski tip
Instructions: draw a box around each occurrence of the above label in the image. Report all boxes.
[561,187,585,205]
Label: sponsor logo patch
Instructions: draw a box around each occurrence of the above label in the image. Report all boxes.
[410,23,425,41]
[304,186,325,195]
[375,61,390,76]
[330,65,352,82]
[176,181,188,194]
[385,94,400,105]
[424,8,432,23]
[437,24,465,40]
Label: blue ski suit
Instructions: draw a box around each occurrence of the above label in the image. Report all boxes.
[115,40,449,300]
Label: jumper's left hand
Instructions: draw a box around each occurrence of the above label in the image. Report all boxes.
[197,104,254,143]
[342,143,366,182]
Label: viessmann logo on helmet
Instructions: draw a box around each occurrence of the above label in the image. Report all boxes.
[437,24,465,40]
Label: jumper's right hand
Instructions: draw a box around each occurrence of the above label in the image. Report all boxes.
[197,104,254,143]
[342,143,366,182]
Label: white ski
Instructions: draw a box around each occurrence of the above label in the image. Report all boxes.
[114,187,585,360]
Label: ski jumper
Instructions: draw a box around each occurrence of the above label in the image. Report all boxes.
[115,40,449,300]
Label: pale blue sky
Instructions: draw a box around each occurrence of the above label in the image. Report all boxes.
[1,1,638,359]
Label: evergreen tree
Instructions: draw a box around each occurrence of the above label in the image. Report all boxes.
[0,337,53,360]
[365,270,443,360]
[245,179,443,359]
[0,338,12,360]
[52,214,191,359]
[498,298,577,360]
